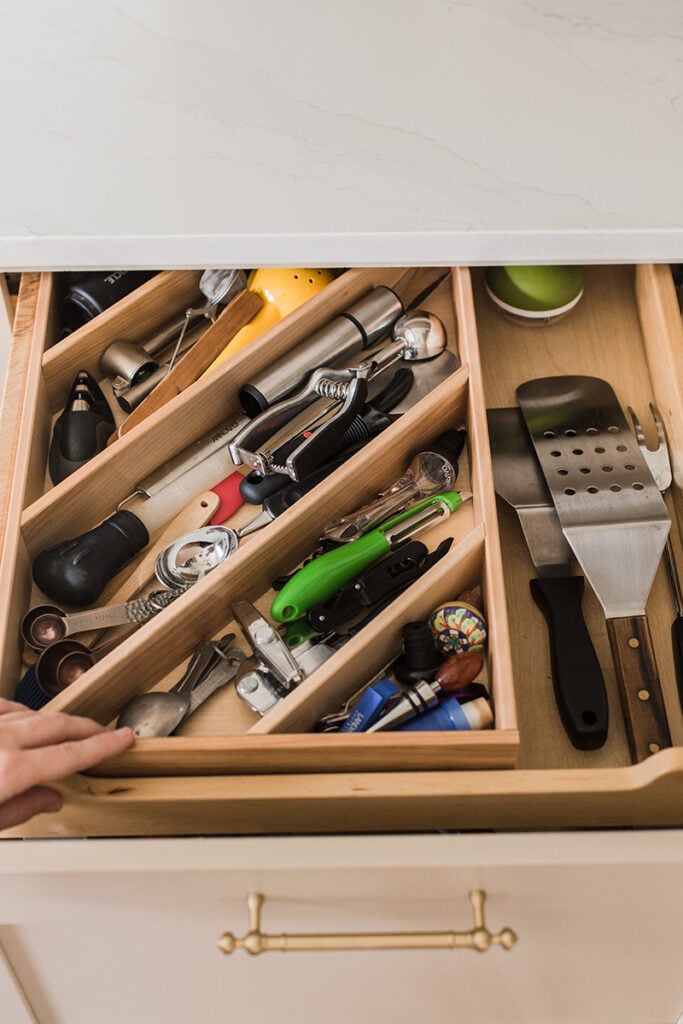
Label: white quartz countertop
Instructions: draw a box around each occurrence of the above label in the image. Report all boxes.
[1,0,683,269]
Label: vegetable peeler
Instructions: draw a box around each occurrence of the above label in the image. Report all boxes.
[270,491,470,622]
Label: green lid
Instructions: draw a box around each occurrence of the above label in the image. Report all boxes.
[485,266,584,316]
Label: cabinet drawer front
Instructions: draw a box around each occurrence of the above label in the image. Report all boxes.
[1,264,683,836]
[0,833,681,1024]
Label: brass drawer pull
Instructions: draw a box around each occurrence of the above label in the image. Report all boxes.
[218,889,517,955]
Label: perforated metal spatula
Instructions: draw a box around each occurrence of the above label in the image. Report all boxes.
[516,376,672,762]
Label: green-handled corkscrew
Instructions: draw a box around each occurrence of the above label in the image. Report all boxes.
[270,491,471,623]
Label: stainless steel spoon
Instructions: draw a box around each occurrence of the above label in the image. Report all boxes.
[116,638,244,737]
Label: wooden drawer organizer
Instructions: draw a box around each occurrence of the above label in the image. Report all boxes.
[1,265,682,836]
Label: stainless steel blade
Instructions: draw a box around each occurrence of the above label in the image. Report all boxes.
[516,376,671,618]
[487,407,575,577]
[390,351,461,413]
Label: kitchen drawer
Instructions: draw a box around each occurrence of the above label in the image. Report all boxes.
[0,832,681,1024]
[1,265,683,837]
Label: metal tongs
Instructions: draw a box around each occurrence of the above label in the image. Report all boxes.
[229,312,447,481]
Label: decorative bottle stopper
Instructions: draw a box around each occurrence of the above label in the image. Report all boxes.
[429,600,487,656]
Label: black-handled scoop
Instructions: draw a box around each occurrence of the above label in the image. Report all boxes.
[32,510,149,607]
[487,407,608,750]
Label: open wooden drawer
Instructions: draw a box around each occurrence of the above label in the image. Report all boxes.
[1,264,682,837]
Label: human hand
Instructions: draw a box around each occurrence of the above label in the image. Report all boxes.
[0,698,134,830]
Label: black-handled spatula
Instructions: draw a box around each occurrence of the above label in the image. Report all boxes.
[516,376,672,763]
[487,407,609,750]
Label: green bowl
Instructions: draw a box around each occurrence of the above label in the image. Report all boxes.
[485,266,584,325]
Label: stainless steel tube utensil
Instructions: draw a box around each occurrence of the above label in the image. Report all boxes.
[238,286,404,416]
[229,312,448,481]
[516,376,672,762]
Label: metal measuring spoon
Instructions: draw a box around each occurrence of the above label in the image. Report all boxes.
[22,591,178,651]
[34,636,121,696]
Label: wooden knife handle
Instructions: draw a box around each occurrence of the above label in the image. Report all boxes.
[606,615,672,762]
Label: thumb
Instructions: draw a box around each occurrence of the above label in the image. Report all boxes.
[0,787,63,831]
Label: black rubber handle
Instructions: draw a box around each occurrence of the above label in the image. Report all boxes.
[529,575,609,750]
[672,615,683,714]
[32,510,149,608]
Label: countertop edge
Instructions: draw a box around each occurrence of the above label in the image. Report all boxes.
[2,228,683,270]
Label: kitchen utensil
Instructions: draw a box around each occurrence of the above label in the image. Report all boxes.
[203,268,335,377]
[115,321,207,412]
[182,647,247,720]
[116,636,244,737]
[100,316,207,404]
[60,271,156,334]
[131,413,248,500]
[237,368,413,506]
[238,279,448,421]
[233,600,303,689]
[154,526,239,590]
[366,653,488,732]
[32,439,243,606]
[238,285,403,416]
[13,635,123,709]
[48,371,115,483]
[117,289,264,438]
[627,403,683,711]
[32,635,121,696]
[271,491,470,623]
[165,269,247,371]
[290,537,454,649]
[22,590,177,650]
[230,312,447,481]
[116,639,219,737]
[487,406,608,750]
[322,428,466,543]
[22,490,221,671]
[516,376,672,761]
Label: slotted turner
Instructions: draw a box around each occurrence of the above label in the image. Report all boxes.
[516,376,672,762]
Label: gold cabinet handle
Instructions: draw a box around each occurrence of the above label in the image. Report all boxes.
[218,889,517,955]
